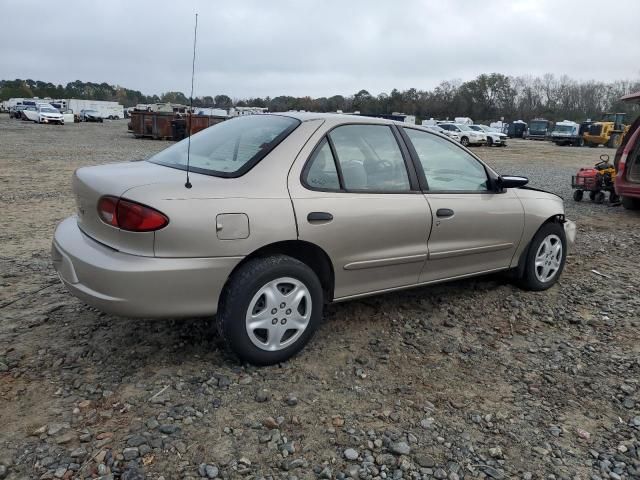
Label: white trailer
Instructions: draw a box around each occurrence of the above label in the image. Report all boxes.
[66,99,124,119]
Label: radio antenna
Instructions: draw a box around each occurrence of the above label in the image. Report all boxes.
[185,13,198,189]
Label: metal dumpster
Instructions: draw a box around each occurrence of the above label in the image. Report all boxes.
[129,112,227,140]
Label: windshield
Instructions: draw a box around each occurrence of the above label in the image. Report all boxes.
[40,107,58,113]
[468,125,482,131]
[84,110,98,114]
[554,125,574,133]
[457,124,473,131]
[530,121,548,130]
[149,115,300,177]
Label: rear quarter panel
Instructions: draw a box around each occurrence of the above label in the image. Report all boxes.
[128,119,326,258]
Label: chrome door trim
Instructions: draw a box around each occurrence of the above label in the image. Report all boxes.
[343,253,428,271]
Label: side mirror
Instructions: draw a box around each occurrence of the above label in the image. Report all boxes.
[497,175,528,190]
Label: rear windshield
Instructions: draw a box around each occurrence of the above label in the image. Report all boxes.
[148,115,300,177]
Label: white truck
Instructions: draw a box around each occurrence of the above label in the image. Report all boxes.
[550,120,584,146]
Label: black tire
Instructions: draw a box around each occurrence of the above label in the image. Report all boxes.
[607,133,620,149]
[519,222,567,291]
[589,191,597,201]
[594,191,605,204]
[576,137,584,147]
[216,255,324,365]
[621,196,640,210]
[573,190,583,202]
[486,137,493,147]
[460,136,469,147]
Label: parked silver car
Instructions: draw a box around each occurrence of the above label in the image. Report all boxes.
[52,113,576,364]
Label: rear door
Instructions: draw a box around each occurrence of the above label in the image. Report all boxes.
[288,123,432,300]
[401,127,524,282]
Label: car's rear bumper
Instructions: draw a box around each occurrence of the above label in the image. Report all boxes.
[614,180,640,198]
[52,217,243,318]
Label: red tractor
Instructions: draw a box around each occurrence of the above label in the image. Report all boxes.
[572,154,619,203]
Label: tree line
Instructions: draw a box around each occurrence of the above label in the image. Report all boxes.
[2,74,638,123]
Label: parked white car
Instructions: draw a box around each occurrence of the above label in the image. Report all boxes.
[37,105,65,125]
[422,124,461,142]
[469,124,508,147]
[438,123,486,146]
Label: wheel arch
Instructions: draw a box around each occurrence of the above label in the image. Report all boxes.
[514,214,566,278]
[220,240,335,310]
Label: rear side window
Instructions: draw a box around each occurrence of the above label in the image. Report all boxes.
[149,115,300,177]
[329,125,410,191]
[304,139,340,190]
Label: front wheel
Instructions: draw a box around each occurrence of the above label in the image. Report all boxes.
[216,255,324,365]
[486,137,493,147]
[520,223,567,291]
[460,137,469,147]
[573,190,583,202]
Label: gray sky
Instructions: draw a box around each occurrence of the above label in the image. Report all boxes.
[2,0,639,99]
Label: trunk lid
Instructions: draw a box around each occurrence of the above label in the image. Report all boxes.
[73,161,187,256]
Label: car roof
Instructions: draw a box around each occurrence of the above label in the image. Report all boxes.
[273,111,405,127]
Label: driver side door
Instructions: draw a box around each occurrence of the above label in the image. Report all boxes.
[402,127,525,282]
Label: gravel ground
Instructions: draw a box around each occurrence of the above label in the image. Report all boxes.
[1,115,639,480]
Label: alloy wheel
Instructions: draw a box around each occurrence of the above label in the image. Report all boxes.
[245,277,312,351]
[534,234,562,283]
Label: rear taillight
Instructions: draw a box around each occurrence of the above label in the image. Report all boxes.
[98,195,169,232]
[617,153,627,178]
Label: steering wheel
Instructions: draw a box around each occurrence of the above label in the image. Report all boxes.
[371,159,394,171]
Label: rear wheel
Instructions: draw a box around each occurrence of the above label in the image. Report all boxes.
[573,190,583,202]
[216,255,324,365]
[589,191,597,201]
[520,223,567,291]
[621,196,640,210]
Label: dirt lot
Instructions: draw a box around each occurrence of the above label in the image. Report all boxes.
[1,115,639,480]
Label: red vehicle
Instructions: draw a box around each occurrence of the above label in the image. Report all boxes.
[614,91,640,210]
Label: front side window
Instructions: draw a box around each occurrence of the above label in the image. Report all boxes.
[328,125,410,191]
[149,115,300,177]
[404,128,489,192]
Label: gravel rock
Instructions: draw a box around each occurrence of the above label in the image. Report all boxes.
[205,465,219,478]
[343,448,359,461]
[122,447,140,461]
[389,441,411,455]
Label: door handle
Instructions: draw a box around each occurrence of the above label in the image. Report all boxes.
[307,212,333,223]
[436,208,454,218]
